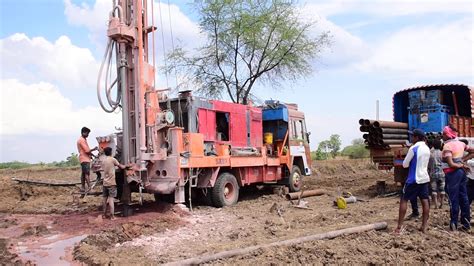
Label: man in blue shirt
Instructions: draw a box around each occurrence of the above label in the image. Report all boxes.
[395,129,431,234]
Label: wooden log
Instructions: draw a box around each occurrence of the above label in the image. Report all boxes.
[285,189,326,200]
[164,222,388,266]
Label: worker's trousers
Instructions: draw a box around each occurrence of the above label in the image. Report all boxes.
[445,168,471,229]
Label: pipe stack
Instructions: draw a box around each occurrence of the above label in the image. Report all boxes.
[359,119,409,149]
[426,132,442,143]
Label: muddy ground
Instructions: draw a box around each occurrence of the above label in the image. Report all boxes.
[0,160,473,265]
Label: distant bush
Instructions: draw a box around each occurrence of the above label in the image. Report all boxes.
[0,153,80,169]
[341,144,369,159]
[0,161,33,169]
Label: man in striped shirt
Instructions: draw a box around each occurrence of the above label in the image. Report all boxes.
[395,129,431,234]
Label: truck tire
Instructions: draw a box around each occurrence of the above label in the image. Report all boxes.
[212,173,239,207]
[288,166,303,192]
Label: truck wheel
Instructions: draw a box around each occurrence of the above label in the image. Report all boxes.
[288,166,303,192]
[212,173,239,207]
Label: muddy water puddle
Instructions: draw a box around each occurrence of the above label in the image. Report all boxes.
[17,234,87,265]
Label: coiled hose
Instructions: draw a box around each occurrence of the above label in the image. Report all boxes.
[97,38,122,113]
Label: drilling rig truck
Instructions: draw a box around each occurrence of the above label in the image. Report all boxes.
[93,0,312,211]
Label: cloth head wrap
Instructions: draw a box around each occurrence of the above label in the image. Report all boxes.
[443,126,457,139]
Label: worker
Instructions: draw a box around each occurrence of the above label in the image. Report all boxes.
[442,125,473,231]
[77,127,98,192]
[429,139,445,209]
[395,129,430,234]
[101,147,126,220]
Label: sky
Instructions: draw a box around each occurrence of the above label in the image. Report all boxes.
[0,0,473,163]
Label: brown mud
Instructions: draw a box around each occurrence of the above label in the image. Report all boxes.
[0,160,473,265]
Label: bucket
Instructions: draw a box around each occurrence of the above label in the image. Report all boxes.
[264,133,273,144]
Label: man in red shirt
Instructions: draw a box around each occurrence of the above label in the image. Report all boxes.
[77,127,98,192]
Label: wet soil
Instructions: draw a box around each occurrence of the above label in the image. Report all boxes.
[1,160,473,265]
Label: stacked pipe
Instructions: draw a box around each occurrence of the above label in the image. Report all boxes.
[426,132,442,143]
[359,119,409,149]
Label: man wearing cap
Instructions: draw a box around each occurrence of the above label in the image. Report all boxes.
[442,125,473,231]
[395,128,431,234]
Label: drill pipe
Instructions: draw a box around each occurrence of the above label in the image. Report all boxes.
[360,126,370,132]
[375,128,409,134]
[378,139,408,145]
[285,189,326,200]
[373,121,408,129]
[380,133,408,139]
[363,119,377,126]
[359,119,366,126]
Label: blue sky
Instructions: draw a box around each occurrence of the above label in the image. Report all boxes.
[1,0,473,163]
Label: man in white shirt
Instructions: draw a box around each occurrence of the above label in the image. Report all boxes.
[395,129,431,234]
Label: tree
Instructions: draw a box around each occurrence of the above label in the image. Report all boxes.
[327,134,341,158]
[316,140,330,160]
[166,0,331,104]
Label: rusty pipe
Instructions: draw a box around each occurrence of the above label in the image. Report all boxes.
[373,121,408,129]
[285,189,325,200]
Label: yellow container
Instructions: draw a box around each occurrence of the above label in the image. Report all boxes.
[264,132,273,144]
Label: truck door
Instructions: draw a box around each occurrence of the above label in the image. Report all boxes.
[289,118,312,175]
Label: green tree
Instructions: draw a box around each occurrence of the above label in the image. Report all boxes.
[166,0,331,104]
[315,140,330,160]
[66,153,80,166]
[327,134,341,158]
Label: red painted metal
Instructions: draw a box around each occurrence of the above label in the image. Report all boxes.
[198,108,216,141]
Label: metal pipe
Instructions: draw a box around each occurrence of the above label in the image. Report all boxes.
[373,121,408,129]
[119,43,130,164]
[285,189,326,200]
[364,119,377,126]
[165,222,388,266]
[360,126,370,132]
[363,134,369,140]
[359,119,365,126]
[379,128,408,134]
[136,0,147,170]
[381,133,408,139]
[381,139,408,145]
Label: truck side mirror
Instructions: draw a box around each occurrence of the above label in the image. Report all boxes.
[306,132,311,143]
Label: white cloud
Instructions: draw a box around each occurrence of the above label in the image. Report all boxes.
[0,79,120,136]
[0,33,99,89]
[64,0,203,52]
[356,18,473,78]
[305,14,369,68]
[307,0,472,17]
